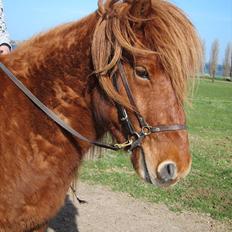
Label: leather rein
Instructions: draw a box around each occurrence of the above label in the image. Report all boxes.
[0,61,186,151]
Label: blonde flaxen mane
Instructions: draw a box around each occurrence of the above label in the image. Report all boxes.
[91,0,202,108]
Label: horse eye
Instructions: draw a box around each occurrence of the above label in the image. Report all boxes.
[135,66,149,80]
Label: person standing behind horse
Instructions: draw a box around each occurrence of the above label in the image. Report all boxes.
[0,0,11,54]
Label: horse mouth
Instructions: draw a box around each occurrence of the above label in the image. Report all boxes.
[139,149,178,187]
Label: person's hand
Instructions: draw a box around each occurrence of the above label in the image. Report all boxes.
[0,44,11,55]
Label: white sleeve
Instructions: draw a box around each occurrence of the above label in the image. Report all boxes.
[0,0,11,47]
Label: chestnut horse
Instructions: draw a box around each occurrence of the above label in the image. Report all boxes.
[0,0,201,231]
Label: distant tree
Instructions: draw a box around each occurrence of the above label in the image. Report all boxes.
[223,42,232,77]
[230,53,232,79]
[209,39,219,82]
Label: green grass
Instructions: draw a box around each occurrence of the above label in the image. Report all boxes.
[80,79,232,222]
[187,79,232,138]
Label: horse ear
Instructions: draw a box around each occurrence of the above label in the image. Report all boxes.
[128,0,152,18]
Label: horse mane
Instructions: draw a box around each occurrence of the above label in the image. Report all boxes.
[92,0,202,108]
[6,14,96,80]
[4,0,202,110]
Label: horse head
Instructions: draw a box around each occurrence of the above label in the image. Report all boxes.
[91,0,202,187]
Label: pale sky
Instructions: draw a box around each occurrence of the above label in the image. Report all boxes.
[4,0,232,64]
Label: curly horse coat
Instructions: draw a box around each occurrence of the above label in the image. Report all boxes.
[0,0,201,231]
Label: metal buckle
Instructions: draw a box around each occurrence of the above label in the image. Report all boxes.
[113,132,141,150]
[113,139,133,149]
[142,126,152,135]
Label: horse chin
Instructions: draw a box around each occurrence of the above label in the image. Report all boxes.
[134,148,178,188]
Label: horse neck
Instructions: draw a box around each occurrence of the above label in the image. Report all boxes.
[2,13,106,152]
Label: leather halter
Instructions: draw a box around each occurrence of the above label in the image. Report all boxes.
[112,61,186,150]
[0,61,186,151]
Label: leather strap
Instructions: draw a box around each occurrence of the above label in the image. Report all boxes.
[118,61,147,128]
[113,61,187,150]
[0,62,120,151]
[150,124,187,133]
[0,61,186,152]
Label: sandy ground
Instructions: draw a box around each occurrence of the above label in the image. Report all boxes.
[47,182,231,232]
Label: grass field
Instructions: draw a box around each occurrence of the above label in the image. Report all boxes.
[80,79,232,222]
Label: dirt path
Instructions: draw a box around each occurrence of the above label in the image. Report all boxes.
[47,182,230,232]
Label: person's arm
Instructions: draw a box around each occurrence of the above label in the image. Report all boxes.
[0,0,11,54]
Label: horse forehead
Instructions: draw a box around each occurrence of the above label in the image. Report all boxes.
[135,53,157,64]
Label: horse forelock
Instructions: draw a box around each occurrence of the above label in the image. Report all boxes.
[6,0,202,110]
[92,0,202,107]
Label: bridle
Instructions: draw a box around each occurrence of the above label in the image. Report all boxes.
[0,61,186,151]
[112,61,186,150]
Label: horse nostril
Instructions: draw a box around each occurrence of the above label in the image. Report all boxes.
[158,162,177,182]
[167,163,175,177]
